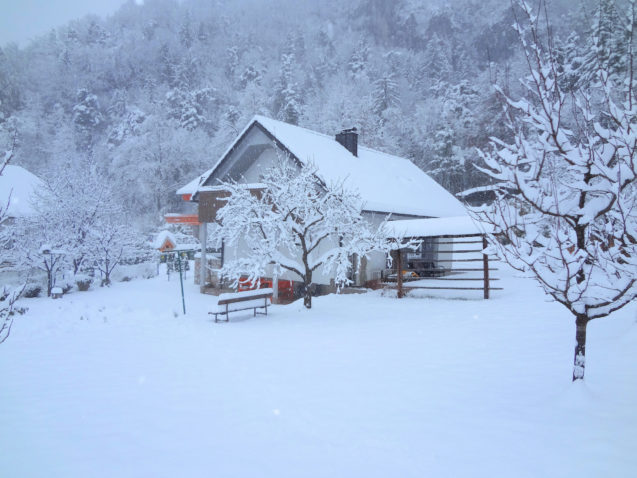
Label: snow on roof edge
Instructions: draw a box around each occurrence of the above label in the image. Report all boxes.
[385,215,486,238]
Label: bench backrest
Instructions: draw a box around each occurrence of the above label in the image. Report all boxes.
[218,290,273,306]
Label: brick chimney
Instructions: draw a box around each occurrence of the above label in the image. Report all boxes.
[335,127,358,157]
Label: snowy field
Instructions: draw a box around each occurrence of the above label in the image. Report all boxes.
[1,268,636,478]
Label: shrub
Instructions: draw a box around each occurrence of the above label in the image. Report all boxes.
[22,284,42,298]
[61,282,73,294]
[75,274,92,292]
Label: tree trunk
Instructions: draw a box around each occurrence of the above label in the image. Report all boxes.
[46,270,52,297]
[303,274,312,309]
[396,249,404,299]
[572,314,589,381]
[73,257,83,275]
[44,261,53,297]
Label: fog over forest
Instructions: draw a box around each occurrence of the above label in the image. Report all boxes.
[0,0,609,227]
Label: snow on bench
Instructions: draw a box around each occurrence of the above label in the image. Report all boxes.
[209,288,273,322]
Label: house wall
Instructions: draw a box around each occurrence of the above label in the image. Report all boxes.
[210,126,273,183]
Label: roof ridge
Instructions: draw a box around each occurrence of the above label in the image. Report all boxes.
[254,115,335,141]
[254,115,413,163]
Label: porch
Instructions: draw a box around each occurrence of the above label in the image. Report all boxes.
[382,216,501,299]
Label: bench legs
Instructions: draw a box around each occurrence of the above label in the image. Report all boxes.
[210,312,229,323]
[210,302,270,323]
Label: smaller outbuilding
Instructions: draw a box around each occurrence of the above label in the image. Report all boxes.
[154,230,178,253]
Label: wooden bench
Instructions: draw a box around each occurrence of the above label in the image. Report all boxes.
[209,288,273,323]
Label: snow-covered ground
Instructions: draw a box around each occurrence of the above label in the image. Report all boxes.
[1,268,635,478]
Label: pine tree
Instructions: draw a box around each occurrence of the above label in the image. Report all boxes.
[179,13,193,49]
[554,32,584,93]
[274,52,302,125]
[421,34,452,83]
[225,46,239,81]
[159,43,176,87]
[372,73,400,119]
[576,0,632,87]
[72,88,103,152]
[0,47,22,121]
[239,65,261,89]
[348,39,369,78]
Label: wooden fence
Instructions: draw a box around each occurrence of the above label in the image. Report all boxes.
[381,234,501,299]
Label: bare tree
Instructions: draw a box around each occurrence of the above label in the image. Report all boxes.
[87,216,150,287]
[213,159,395,309]
[472,1,637,380]
[0,138,27,343]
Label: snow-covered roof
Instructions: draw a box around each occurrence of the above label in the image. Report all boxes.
[0,165,44,218]
[182,115,467,218]
[386,215,484,238]
[176,168,214,196]
[173,243,200,251]
[153,230,178,249]
[198,182,266,193]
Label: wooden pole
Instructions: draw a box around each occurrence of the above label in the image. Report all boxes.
[177,252,186,315]
[199,222,207,293]
[482,235,490,299]
[396,249,404,299]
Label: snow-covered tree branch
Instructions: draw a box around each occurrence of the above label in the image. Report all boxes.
[471,0,637,381]
[13,157,149,294]
[213,158,395,309]
[0,136,26,344]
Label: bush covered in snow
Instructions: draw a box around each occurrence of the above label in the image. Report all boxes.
[75,274,92,292]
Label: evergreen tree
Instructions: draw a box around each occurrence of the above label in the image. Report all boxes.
[225,46,239,81]
[274,52,302,125]
[72,89,103,152]
[577,0,632,86]
[159,43,176,87]
[421,34,453,83]
[239,65,261,89]
[372,73,400,119]
[348,39,369,79]
[179,13,193,49]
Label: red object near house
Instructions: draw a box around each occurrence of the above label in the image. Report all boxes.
[158,238,176,252]
[164,214,200,225]
[238,277,294,300]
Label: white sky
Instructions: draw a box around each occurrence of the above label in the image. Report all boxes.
[0,0,139,47]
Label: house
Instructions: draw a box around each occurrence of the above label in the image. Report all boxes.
[0,164,44,224]
[178,115,476,294]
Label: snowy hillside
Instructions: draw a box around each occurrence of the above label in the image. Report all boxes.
[1,268,635,477]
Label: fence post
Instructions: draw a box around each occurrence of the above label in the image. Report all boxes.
[199,222,207,293]
[482,235,489,299]
[273,275,279,304]
[396,249,404,298]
